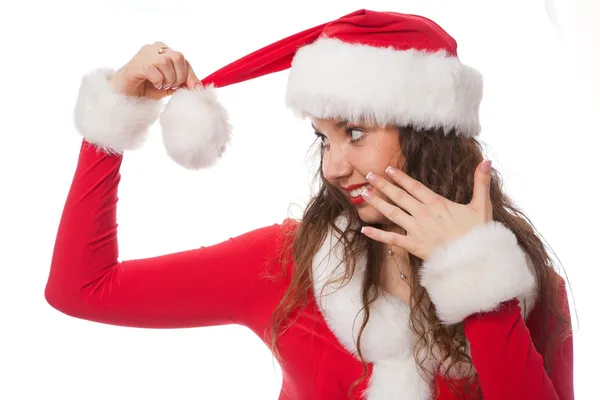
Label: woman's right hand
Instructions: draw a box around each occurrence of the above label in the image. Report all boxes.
[109,41,203,100]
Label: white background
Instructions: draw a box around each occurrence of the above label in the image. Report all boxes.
[1,0,598,398]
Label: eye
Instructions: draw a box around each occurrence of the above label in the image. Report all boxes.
[314,132,330,148]
[347,128,366,143]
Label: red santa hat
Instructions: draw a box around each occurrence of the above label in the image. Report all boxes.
[75,9,483,169]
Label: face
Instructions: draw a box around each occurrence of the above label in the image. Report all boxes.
[311,117,405,225]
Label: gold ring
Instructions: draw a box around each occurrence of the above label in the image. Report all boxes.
[158,46,168,54]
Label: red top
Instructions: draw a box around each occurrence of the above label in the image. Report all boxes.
[45,140,574,399]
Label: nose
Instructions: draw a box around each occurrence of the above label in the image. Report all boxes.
[322,145,353,182]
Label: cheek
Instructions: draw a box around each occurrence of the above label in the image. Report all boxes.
[321,151,330,168]
[321,153,332,180]
[350,149,387,175]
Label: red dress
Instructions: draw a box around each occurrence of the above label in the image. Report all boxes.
[45,140,574,399]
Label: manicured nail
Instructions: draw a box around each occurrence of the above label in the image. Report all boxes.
[366,172,378,182]
[172,85,179,90]
[361,189,371,198]
[385,166,396,175]
[481,160,492,172]
[195,83,204,90]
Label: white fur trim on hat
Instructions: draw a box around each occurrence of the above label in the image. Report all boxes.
[159,85,232,169]
[285,37,483,137]
[420,221,537,325]
[73,68,163,154]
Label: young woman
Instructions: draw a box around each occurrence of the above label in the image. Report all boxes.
[45,9,574,400]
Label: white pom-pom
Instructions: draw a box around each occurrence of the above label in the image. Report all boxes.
[159,85,232,169]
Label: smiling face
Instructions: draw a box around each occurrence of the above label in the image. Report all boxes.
[311,117,405,225]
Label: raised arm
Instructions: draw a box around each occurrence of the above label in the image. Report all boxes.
[45,43,295,329]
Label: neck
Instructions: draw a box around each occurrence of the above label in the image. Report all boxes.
[379,222,413,299]
[381,222,409,259]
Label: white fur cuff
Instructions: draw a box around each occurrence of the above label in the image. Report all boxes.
[420,221,536,325]
[73,68,163,154]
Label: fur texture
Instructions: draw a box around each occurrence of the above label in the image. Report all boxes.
[159,86,232,170]
[285,37,483,137]
[312,217,537,398]
[420,221,537,325]
[312,216,432,400]
[73,68,163,154]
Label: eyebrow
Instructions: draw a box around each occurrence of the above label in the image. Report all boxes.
[311,119,349,132]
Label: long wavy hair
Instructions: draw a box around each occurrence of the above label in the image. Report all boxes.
[266,124,571,399]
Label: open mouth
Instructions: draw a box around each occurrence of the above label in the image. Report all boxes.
[342,183,373,205]
[348,183,372,198]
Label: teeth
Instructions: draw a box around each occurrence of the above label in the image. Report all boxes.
[349,184,371,198]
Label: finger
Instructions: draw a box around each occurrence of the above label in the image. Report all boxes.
[361,189,415,231]
[184,61,204,90]
[154,55,177,89]
[139,41,168,55]
[384,166,440,204]
[360,226,423,258]
[152,41,168,49]
[141,64,165,89]
[167,50,188,89]
[470,160,493,211]
[366,172,422,215]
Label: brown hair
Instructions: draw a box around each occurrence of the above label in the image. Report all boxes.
[267,125,571,399]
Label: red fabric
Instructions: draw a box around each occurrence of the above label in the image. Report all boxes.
[464,297,574,400]
[46,140,574,399]
[201,21,326,88]
[200,9,458,89]
[322,10,457,55]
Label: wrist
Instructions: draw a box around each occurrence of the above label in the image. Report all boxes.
[108,69,134,97]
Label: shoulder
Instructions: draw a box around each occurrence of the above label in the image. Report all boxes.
[281,217,301,234]
[242,217,299,278]
[273,217,300,256]
[230,217,299,249]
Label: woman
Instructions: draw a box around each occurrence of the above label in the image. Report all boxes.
[45,9,573,400]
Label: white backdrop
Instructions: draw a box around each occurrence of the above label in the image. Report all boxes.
[1,0,598,398]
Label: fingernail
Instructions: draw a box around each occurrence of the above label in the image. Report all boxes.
[156,84,162,89]
[366,172,378,182]
[361,189,371,198]
[195,83,204,91]
[385,166,396,175]
[481,160,492,172]
[172,85,179,90]
[164,84,171,90]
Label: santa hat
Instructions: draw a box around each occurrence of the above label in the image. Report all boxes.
[75,9,483,169]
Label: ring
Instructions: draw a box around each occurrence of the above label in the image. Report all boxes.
[158,46,168,54]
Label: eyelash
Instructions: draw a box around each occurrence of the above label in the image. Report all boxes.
[314,127,366,148]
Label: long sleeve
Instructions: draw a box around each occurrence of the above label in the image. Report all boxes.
[419,221,574,399]
[45,140,291,328]
[463,290,574,400]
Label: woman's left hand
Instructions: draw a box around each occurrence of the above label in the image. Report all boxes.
[360,160,493,261]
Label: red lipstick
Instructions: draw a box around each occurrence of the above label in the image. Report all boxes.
[350,195,366,205]
[342,182,371,206]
